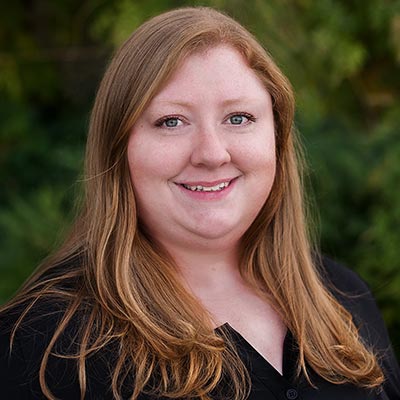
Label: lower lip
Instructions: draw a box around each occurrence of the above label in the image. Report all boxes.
[176,178,237,201]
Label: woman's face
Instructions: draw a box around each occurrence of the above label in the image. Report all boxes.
[127,45,276,252]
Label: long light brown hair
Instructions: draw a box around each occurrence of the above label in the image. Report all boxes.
[2,6,383,400]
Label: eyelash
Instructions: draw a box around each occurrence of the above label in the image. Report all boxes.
[154,115,184,128]
[154,112,257,128]
[225,112,256,124]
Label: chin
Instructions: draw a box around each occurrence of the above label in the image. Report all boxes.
[187,222,249,243]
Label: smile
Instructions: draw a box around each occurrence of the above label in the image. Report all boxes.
[181,181,230,192]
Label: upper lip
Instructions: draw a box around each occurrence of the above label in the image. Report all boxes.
[175,177,238,186]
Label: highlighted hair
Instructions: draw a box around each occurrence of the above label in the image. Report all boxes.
[3,7,383,400]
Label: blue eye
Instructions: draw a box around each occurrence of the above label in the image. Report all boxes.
[226,113,255,125]
[164,118,180,127]
[155,116,183,128]
[229,115,246,125]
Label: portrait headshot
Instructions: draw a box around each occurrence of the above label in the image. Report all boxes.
[0,3,399,400]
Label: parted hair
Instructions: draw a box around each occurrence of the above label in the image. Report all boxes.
[3,6,383,400]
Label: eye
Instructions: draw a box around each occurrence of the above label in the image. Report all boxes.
[225,113,256,126]
[155,116,184,128]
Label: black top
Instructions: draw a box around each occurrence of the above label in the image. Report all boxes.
[0,258,399,399]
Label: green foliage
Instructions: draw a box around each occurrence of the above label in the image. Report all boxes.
[0,186,73,303]
[1,0,399,357]
[303,114,400,354]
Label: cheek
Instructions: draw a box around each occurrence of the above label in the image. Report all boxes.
[128,136,169,181]
[255,131,276,175]
[234,137,276,175]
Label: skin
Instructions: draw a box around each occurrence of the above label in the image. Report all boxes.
[127,45,286,372]
[128,45,276,254]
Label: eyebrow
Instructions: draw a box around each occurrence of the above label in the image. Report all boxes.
[153,97,262,108]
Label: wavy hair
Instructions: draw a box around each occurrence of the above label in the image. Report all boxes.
[2,6,383,400]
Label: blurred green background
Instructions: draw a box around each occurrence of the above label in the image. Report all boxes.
[1,0,399,357]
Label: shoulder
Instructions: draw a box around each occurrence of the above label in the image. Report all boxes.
[0,252,90,398]
[317,256,386,344]
[317,256,400,398]
[0,252,86,362]
[0,296,127,398]
[0,253,154,399]
[0,297,82,398]
[318,256,369,295]
[0,297,154,399]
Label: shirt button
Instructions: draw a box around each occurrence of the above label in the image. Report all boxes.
[286,388,298,399]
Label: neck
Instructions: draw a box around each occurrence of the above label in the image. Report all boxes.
[162,240,243,293]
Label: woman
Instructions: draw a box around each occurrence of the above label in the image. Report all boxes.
[0,6,399,400]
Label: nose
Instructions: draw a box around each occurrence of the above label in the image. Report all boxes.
[190,126,231,169]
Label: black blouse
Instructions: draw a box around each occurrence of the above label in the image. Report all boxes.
[1,258,399,399]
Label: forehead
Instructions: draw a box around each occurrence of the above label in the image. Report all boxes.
[150,44,269,104]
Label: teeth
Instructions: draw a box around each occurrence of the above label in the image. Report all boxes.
[182,181,230,192]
